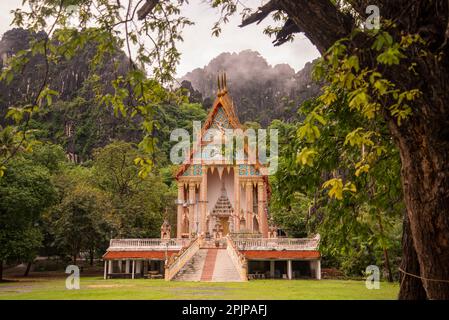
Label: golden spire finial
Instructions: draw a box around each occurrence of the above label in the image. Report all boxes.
[218,71,228,96]
[217,71,229,97]
[223,72,227,91]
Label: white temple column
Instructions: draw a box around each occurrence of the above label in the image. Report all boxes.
[257,181,268,236]
[177,183,184,238]
[200,167,207,235]
[270,260,275,279]
[103,261,107,279]
[316,260,321,280]
[245,181,253,230]
[287,260,292,280]
[125,260,130,274]
[234,166,240,232]
[118,260,122,273]
[132,260,135,279]
[108,260,113,274]
[188,183,196,236]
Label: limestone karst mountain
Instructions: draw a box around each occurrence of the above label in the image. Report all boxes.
[0,30,319,162]
[180,50,321,126]
[0,28,139,162]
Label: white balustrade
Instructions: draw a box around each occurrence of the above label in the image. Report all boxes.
[232,237,319,251]
[108,238,189,251]
[165,235,204,280]
[225,236,248,281]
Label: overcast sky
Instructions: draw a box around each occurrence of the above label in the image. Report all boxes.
[0,1,320,77]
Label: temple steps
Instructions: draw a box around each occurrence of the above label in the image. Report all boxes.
[173,248,242,282]
[172,249,208,281]
[211,249,242,282]
[200,248,219,281]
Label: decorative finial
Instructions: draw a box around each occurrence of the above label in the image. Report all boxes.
[217,71,229,96]
[221,74,225,92]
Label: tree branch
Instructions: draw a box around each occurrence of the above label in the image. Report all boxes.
[277,0,355,54]
[137,0,159,21]
[273,18,301,47]
[239,0,355,54]
[239,0,280,27]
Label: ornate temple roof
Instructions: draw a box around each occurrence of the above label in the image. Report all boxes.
[175,73,269,180]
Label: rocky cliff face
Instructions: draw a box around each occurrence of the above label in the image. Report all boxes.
[180,50,321,125]
[0,28,136,162]
[0,28,130,108]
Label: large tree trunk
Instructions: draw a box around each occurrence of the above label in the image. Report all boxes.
[389,103,449,299]
[272,0,449,299]
[398,211,427,299]
[0,261,3,282]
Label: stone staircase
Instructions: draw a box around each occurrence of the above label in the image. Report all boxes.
[172,248,208,281]
[211,249,242,282]
[172,247,242,282]
[200,248,219,281]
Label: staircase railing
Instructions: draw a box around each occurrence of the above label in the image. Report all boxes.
[225,235,248,281]
[164,235,204,281]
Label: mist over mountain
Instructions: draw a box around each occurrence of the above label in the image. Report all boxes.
[180,50,321,126]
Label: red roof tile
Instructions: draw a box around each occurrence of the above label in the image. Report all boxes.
[103,251,179,260]
[242,250,320,260]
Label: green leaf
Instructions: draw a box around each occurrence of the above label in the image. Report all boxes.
[297,147,318,167]
[355,164,370,177]
[6,107,24,123]
[377,46,405,65]
[343,182,357,193]
[322,178,344,200]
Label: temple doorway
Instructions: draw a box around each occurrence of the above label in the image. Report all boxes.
[220,217,230,235]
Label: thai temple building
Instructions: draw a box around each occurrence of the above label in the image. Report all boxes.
[102,74,321,281]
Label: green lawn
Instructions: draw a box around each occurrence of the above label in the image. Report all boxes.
[0,277,399,300]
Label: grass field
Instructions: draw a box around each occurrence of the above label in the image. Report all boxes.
[0,277,399,300]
